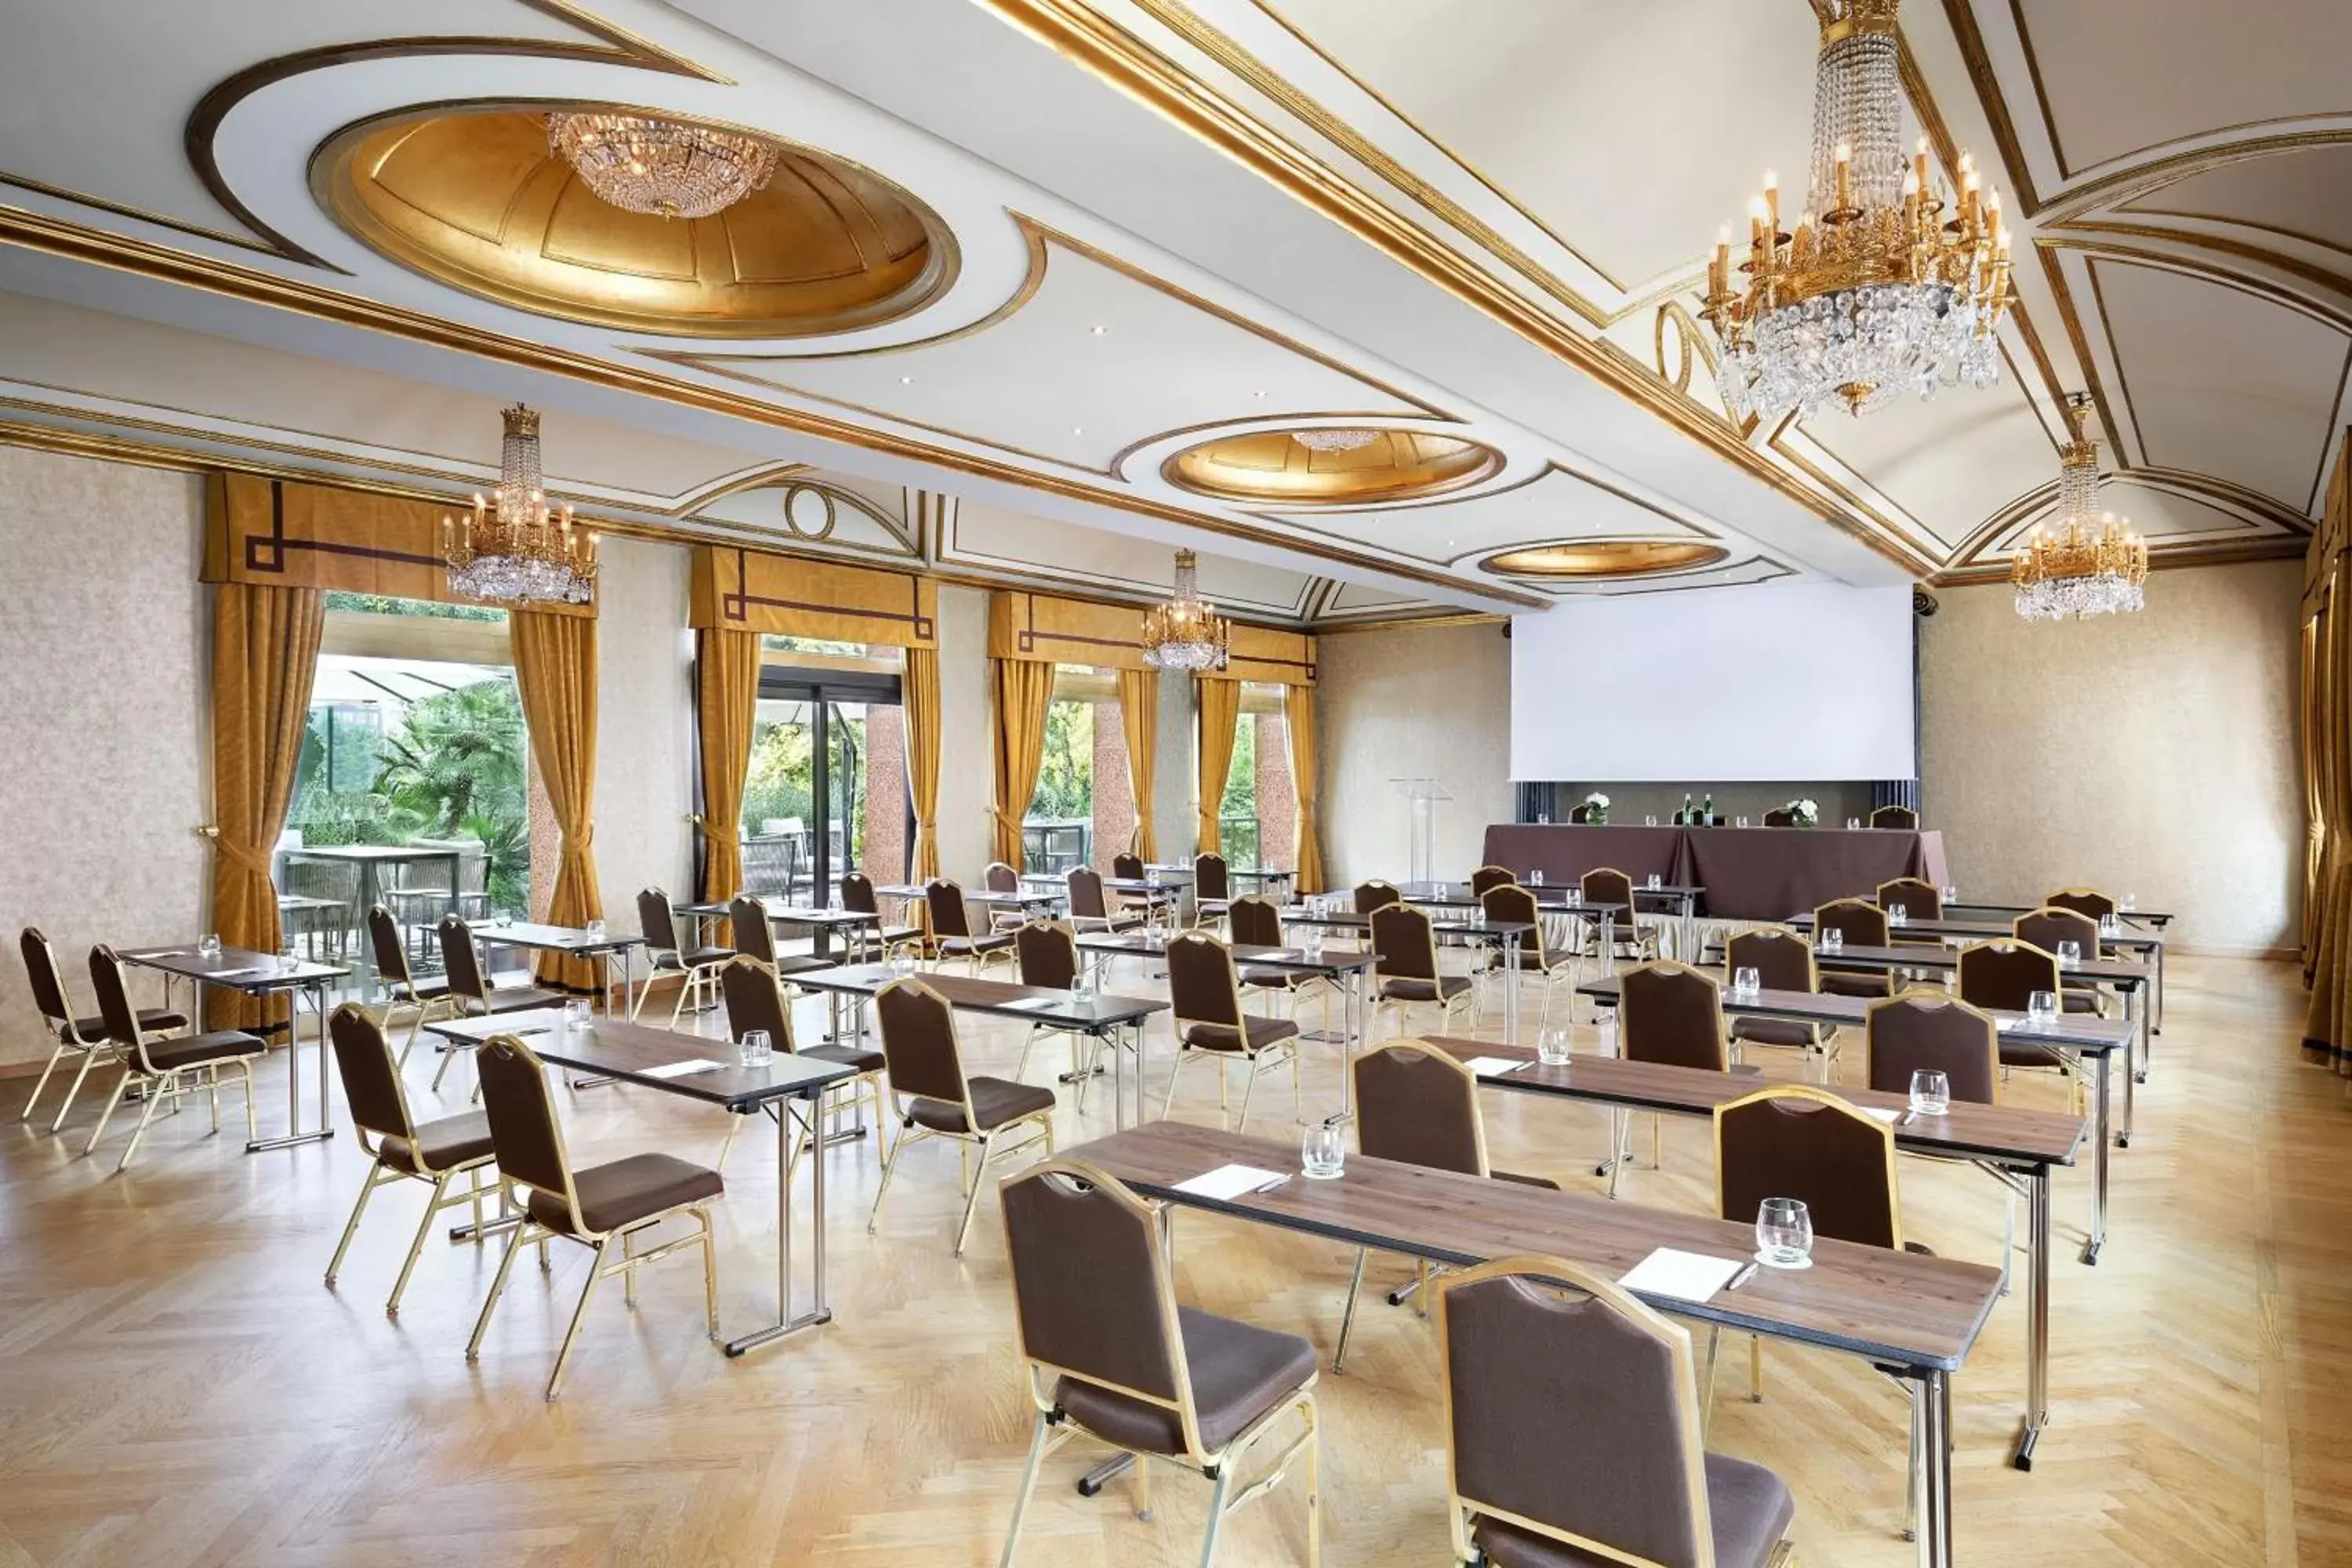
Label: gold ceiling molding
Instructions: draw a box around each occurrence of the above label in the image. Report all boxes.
[1936,533,2305,586]
[182,5,732,269]
[0,172,291,260]
[684,474,921,559]
[1573,557,1799,598]
[2063,220,2352,311]
[1478,539,1731,579]
[938,507,1317,619]
[1161,428,1500,507]
[312,104,956,339]
[1314,610,1501,635]
[1949,463,2302,569]
[0,203,1547,608]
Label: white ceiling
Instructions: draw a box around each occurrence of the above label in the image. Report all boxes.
[0,0,2338,615]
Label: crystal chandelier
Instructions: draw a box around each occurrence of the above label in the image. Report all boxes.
[1291,429,1379,454]
[441,405,598,605]
[1141,550,1230,671]
[1700,0,2013,423]
[546,111,779,220]
[2012,395,2146,621]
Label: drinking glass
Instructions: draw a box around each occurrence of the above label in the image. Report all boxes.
[1537,1028,1571,1066]
[1909,1069,1951,1116]
[1643,815,1657,828]
[1888,903,1908,928]
[563,996,591,1028]
[1941,883,1958,906]
[1646,872,1663,890]
[1564,887,1581,908]
[1820,927,1843,953]
[1733,966,1761,999]
[2099,912,2120,937]
[1303,928,1325,961]
[2056,939,2082,970]
[1070,971,1094,1004]
[739,1028,773,1069]
[1535,812,1551,826]
[2027,989,2058,1030]
[198,933,222,959]
[279,945,300,975]
[585,917,605,941]
[1736,815,1751,829]
[1146,867,1161,887]
[1529,869,1544,887]
[1301,1120,1347,1179]
[1755,1197,1813,1269]
[2121,892,2137,913]
[1846,816,1861,830]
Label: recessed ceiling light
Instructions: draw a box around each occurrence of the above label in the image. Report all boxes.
[898,375,913,385]
[1254,389,1270,398]
[1073,426,1084,434]
[1089,325,1108,336]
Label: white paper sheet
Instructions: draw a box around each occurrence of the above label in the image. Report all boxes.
[640,1058,728,1080]
[1861,1106,1904,1124]
[1461,1057,1526,1077]
[1172,1163,1289,1201]
[998,995,1069,1014]
[1617,1247,1747,1304]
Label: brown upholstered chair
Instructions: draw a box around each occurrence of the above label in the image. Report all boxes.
[728,893,779,965]
[1109,852,1162,925]
[1162,931,1302,1129]
[81,944,265,1171]
[17,925,184,1133]
[1353,879,1402,914]
[717,955,887,1171]
[1608,962,1745,1194]
[839,871,925,960]
[2016,906,2106,1014]
[1011,920,1096,1091]
[324,1003,499,1314]
[1567,803,1595,824]
[1371,903,1479,1038]
[363,904,459,1062]
[1065,866,1144,936]
[1468,864,1518,897]
[1192,852,1233,929]
[1580,866,1661,961]
[2044,887,2118,922]
[925,879,1015,975]
[996,1159,1320,1567]
[1228,895,1336,1029]
[1870,804,1919,829]
[1435,1256,1798,1568]
[1334,1044,1560,1371]
[868,978,1056,1254]
[434,916,565,1092]
[983,861,1028,931]
[1958,938,2081,1098]
[1875,877,1944,921]
[1865,991,1998,1106]
[1480,883,1577,1029]
[633,887,731,1027]
[1811,898,1893,998]
[466,1032,723,1400]
[1112,852,1147,881]
[1760,807,1798,828]
[1723,927,1835,1081]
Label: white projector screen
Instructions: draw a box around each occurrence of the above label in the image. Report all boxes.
[1510,583,1915,782]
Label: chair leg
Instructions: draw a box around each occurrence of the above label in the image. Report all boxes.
[49,1047,102,1134]
[239,1061,257,1139]
[208,1067,221,1133]
[546,1238,610,1400]
[868,1122,910,1234]
[1303,1398,1323,1568]
[998,1412,1052,1568]
[1196,1454,1239,1568]
[1134,1452,1153,1520]
[1749,1335,1764,1402]
[1334,1247,1369,1373]
[325,1166,384,1288]
[466,1221,530,1363]
[117,1072,172,1172]
[717,1114,745,1172]
[1606,1110,1628,1200]
[1160,1048,1191,1120]
[1235,1054,1263,1132]
[431,1039,463,1092]
[953,1134,994,1256]
[386,1172,452,1316]
[20,1044,67,1124]
[84,1069,132,1156]
[699,1210,720,1340]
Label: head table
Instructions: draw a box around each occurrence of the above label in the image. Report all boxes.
[1481,822,1951,923]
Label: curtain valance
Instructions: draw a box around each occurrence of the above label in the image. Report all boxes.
[689,544,935,648]
[988,588,1316,684]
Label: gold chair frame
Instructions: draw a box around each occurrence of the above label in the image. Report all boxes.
[713,955,891,1174]
[925,880,1018,979]
[1606,961,1730,1196]
[1581,866,1664,963]
[1370,906,1480,1043]
[19,926,177,1134]
[82,948,263,1173]
[1479,885,1578,1031]
[365,905,465,1064]
[630,887,730,1029]
[1722,927,1838,1083]
[1163,931,1304,1132]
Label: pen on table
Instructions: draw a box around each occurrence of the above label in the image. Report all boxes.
[1726,1261,1759,1291]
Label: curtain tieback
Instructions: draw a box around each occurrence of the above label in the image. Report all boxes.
[200,824,274,882]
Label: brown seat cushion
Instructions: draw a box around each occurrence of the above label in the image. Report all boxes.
[2061,989,2101,1014]
[906,1075,1055,1134]
[1240,966,1307,990]
[143,1029,266,1070]
[67,1007,186,1041]
[879,926,925,946]
[1998,1040,2069,1070]
[1380,975,1472,1004]
[939,933,1014,956]
[1472,1450,1795,1568]
[379,1109,498,1175]
[1181,1015,1302,1053]
[528,1152,723,1237]
[1819,970,1891,999]
[804,1042,886,1074]
[1730,1017,1817,1049]
[474,985,568,1015]
[1055,1305,1315,1456]
[658,945,735,971]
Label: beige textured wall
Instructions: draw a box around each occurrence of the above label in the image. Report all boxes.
[1921,562,2303,954]
[936,585,993,884]
[1318,621,1514,887]
[0,447,209,1071]
[591,535,694,913]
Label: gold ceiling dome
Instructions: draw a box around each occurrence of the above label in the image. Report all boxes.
[314,106,956,339]
[1481,540,1730,579]
[1161,428,1499,506]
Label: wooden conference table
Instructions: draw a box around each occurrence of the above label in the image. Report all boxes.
[1411,880,1705,959]
[675,901,880,961]
[466,919,646,1012]
[118,944,347,1151]
[1483,822,1951,922]
[1067,1119,1996,1568]
[1279,909,1547,1044]
[1424,1033,2083,1470]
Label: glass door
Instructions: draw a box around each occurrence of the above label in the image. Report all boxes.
[742,666,906,903]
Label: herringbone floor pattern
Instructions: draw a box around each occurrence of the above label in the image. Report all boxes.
[0,954,2346,1566]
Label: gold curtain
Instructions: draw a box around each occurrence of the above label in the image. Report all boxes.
[1196,675,1243,856]
[991,658,1056,867]
[209,582,323,1029]
[511,610,602,993]
[696,628,761,902]
[1117,667,1159,862]
[1283,682,1326,894]
[2303,430,2350,1071]
[904,644,943,880]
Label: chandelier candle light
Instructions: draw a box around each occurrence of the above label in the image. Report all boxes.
[1701,0,2012,423]
[2012,394,2147,621]
[547,111,780,220]
[441,404,598,605]
[1141,550,1231,672]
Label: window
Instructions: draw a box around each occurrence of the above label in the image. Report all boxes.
[1218,683,1297,871]
[740,643,909,898]
[1024,666,1098,874]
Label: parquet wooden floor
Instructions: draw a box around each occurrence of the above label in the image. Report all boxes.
[1,953,2347,1566]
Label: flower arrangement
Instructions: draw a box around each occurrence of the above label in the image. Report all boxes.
[1786,797,1819,827]
[1583,791,1610,825]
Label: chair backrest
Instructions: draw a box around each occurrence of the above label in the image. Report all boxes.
[1480,884,1545,957]
[1715,1086,1903,1250]
[1875,877,1942,920]
[1866,992,1998,1104]
[984,861,1021,895]
[1193,852,1230,902]
[873,978,971,1105]
[1353,1043,1486,1176]
[924,880,975,940]
[1468,865,1516,897]
[1225,894,1283,947]
[718,954,796,1050]
[474,1033,583,1220]
[1813,897,1889,948]
[2044,887,2117,921]
[1724,927,1813,993]
[635,887,682,955]
[1112,852,1145,882]
[1066,866,1111,920]
[1370,902,1439,982]
[1015,920,1079,989]
[1760,808,1797,827]
[729,894,778,964]
[839,871,880,916]
[2017,906,2100,960]
[329,1003,416,1148]
[1618,962,1727,1072]
[1354,880,1402,914]
[1000,1160,1198,1458]
[437,916,490,1003]
[18,925,75,1030]
[82,944,148,1060]
[1581,866,1635,918]
[1164,931,1244,1029]
[1870,804,1918,829]
[1956,938,2060,1012]
[1438,1258,1713,1568]
[365,905,416,990]
[1568,803,1594,824]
